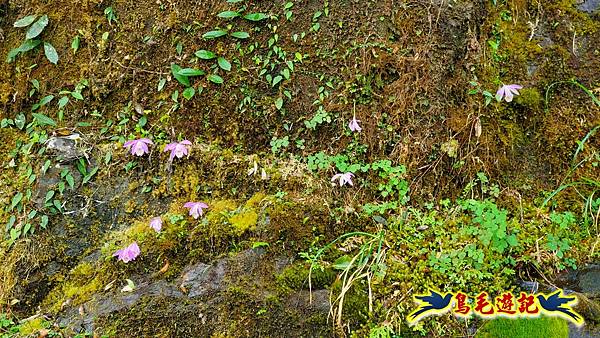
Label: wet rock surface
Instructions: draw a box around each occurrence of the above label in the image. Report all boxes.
[578,0,600,13]
[57,248,330,336]
[554,264,600,336]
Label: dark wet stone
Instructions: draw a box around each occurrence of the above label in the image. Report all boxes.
[578,266,600,297]
[46,137,83,161]
[578,0,600,13]
[569,323,600,338]
[56,248,320,335]
[179,261,226,297]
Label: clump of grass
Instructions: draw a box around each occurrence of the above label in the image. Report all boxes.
[476,317,568,338]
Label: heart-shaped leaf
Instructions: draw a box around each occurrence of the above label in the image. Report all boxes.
[217,57,231,71]
[71,91,84,100]
[202,30,228,39]
[217,11,240,19]
[177,68,205,77]
[32,113,57,126]
[10,228,21,241]
[195,49,216,59]
[231,31,250,39]
[6,215,16,232]
[183,87,195,100]
[44,42,59,64]
[272,75,283,87]
[171,64,190,87]
[26,15,49,40]
[244,13,268,21]
[14,15,37,28]
[275,97,283,110]
[40,215,49,229]
[10,192,23,210]
[207,74,224,84]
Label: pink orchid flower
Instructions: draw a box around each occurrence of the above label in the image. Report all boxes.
[123,138,153,156]
[184,202,209,219]
[348,115,362,132]
[149,217,162,233]
[113,242,141,263]
[164,140,192,161]
[496,84,523,102]
[331,172,354,186]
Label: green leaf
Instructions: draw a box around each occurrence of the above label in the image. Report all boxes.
[217,11,240,19]
[32,113,57,126]
[82,167,98,185]
[44,42,59,64]
[158,78,166,91]
[183,87,195,100]
[272,75,283,87]
[333,256,352,270]
[10,192,23,210]
[10,228,21,241]
[15,113,26,129]
[177,68,205,76]
[72,35,80,54]
[252,241,270,249]
[6,215,16,232]
[195,49,216,59]
[207,74,224,84]
[286,60,294,72]
[7,48,20,62]
[104,151,112,165]
[53,199,62,212]
[18,39,41,53]
[138,115,147,128]
[217,57,231,71]
[14,15,37,28]
[202,30,228,39]
[171,64,190,86]
[244,13,268,21]
[40,215,49,229]
[45,190,55,203]
[39,95,54,106]
[71,91,83,100]
[275,97,283,110]
[26,15,49,40]
[23,223,33,235]
[65,174,74,189]
[231,31,250,39]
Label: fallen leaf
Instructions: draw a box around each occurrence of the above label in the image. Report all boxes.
[474,117,482,138]
[158,260,170,274]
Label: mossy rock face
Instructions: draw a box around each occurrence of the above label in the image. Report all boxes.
[1,0,600,336]
[53,248,332,337]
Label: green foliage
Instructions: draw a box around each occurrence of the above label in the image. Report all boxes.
[7,14,57,64]
[270,136,289,154]
[104,6,117,25]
